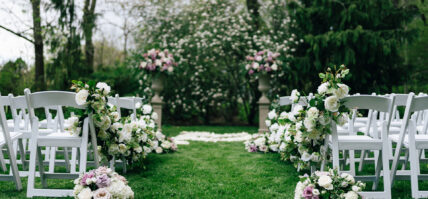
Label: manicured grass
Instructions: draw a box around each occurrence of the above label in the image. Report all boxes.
[0,125,422,198]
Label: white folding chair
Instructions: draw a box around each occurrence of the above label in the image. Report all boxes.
[390,93,428,198]
[25,89,90,197]
[323,95,394,198]
[0,94,23,190]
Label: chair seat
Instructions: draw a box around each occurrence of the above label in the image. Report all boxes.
[331,135,382,150]
[389,134,428,149]
[37,132,81,147]
[7,120,26,131]
[358,126,401,134]
[0,131,22,146]
[417,125,426,134]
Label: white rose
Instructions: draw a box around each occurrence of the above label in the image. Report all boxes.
[303,117,315,132]
[75,89,89,105]
[134,146,143,153]
[295,131,303,143]
[161,141,171,149]
[156,131,166,141]
[271,63,278,71]
[290,89,300,103]
[300,151,311,162]
[344,191,359,199]
[167,66,174,72]
[341,181,348,187]
[294,181,305,199]
[319,114,331,125]
[335,83,349,99]
[151,112,158,120]
[341,173,355,184]
[77,188,92,199]
[352,185,361,192]
[312,189,320,196]
[317,82,329,94]
[324,95,339,112]
[155,59,162,66]
[252,62,259,69]
[317,175,333,189]
[292,105,303,115]
[279,142,286,151]
[142,104,153,114]
[255,56,262,61]
[140,61,147,68]
[118,144,127,154]
[265,120,271,127]
[135,102,142,109]
[73,184,84,196]
[269,123,279,132]
[337,113,348,126]
[96,82,111,95]
[155,147,163,153]
[307,107,319,119]
[268,110,277,120]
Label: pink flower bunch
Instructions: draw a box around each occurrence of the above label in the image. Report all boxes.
[139,49,177,73]
[245,50,280,75]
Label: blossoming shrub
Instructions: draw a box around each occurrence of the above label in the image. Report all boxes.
[294,168,365,199]
[73,166,134,199]
[138,49,177,74]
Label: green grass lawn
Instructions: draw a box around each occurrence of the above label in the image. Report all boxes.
[0,125,423,198]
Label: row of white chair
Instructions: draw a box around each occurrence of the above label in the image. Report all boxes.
[0,90,144,197]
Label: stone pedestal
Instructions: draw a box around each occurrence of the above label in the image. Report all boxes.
[258,73,270,133]
[151,75,164,130]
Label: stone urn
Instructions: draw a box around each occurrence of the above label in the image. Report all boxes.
[151,74,165,130]
[257,73,270,133]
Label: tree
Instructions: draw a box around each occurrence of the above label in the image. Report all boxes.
[287,0,419,93]
[82,0,97,73]
[31,0,45,90]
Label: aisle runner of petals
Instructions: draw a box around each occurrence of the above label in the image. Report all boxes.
[173,131,252,145]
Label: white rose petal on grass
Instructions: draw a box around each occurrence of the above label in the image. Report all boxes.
[75,89,89,105]
[324,95,340,112]
[77,188,92,199]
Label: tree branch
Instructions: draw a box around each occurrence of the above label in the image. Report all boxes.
[0,24,34,43]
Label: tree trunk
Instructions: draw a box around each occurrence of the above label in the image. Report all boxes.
[83,0,97,73]
[246,0,260,29]
[31,0,45,91]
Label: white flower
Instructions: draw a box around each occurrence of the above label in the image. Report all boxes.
[73,184,84,196]
[319,114,331,125]
[301,152,311,162]
[304,117,315,132]
[292,105,303,115]
[269,144,278,152]
[307,107,319,119]
[143,146,152,154]
[77,188,92,199]
[75,89,89,105]
[295,131,303,143]
[337,113,348,126]
[324,95,339,112]
[155,59,162,66]
[341,181,349,187]
[279,142,286,151]
[135,102,142,109]
[96,82,111,95]
[335,83,349,99]
[140,62,147,68]
[155,147,163,153]
[93,188,111,199]
[142,104,153,114]
[255,56,262,61]
[294,181,305,199]
[344,191,359,199]
[151,112,159,120]
[269,123,279,132]
[352,185,361,192]
[318,175,333,190]
[118,144,127,154]
[313,189,320,195]
[341,173,356,184]
[317,82,329,94]
[119,130,132,143]
[268,110,277,120]
[271,63,278,71]
[156,131,166,141]
[134,146,143,153]
[254,137,266,147]
[265,120,271,127]
[290,89,300,103]
[111,112,120,122]
[161,141,171,149]
[167,66,174,72]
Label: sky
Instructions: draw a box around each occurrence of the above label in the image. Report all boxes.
[0,0,130,65]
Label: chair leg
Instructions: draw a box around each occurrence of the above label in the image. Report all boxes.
[79,146,87,173]
[410,147,420,198]
[6,141,22,191]
[122,157,127,174]
[358,150,366,172]
[70,148,77,173]
[64,147,71,173]
[373,150,382,190]
[401,149,409,170]
[18,139,27,170]
[349,150,356,176]
[48,147,56,173]
[37,147,47,188]
[382,149,392,198]
[27,141,38,197]
[0,149,7,172]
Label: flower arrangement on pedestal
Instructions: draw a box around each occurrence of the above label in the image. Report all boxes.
[73,166,134,199]
[245,50,281,75]
[294,168,365,199]
[245,65,351,170]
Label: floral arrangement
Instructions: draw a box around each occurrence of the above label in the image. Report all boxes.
[73,166,134,199]
[71,80,176,166]
[245,65,351,170]
[294,168,365,199]
[139,49,177,74]
[245,50,281,75]
[244,133,270,152]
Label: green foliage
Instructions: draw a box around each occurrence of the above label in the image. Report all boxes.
[287,0,420,93]
[0,58,33,95]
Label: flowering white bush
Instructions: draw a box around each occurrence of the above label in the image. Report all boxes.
[294,168,365,199]
[73,166,134,199]
[139,49,177,74]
